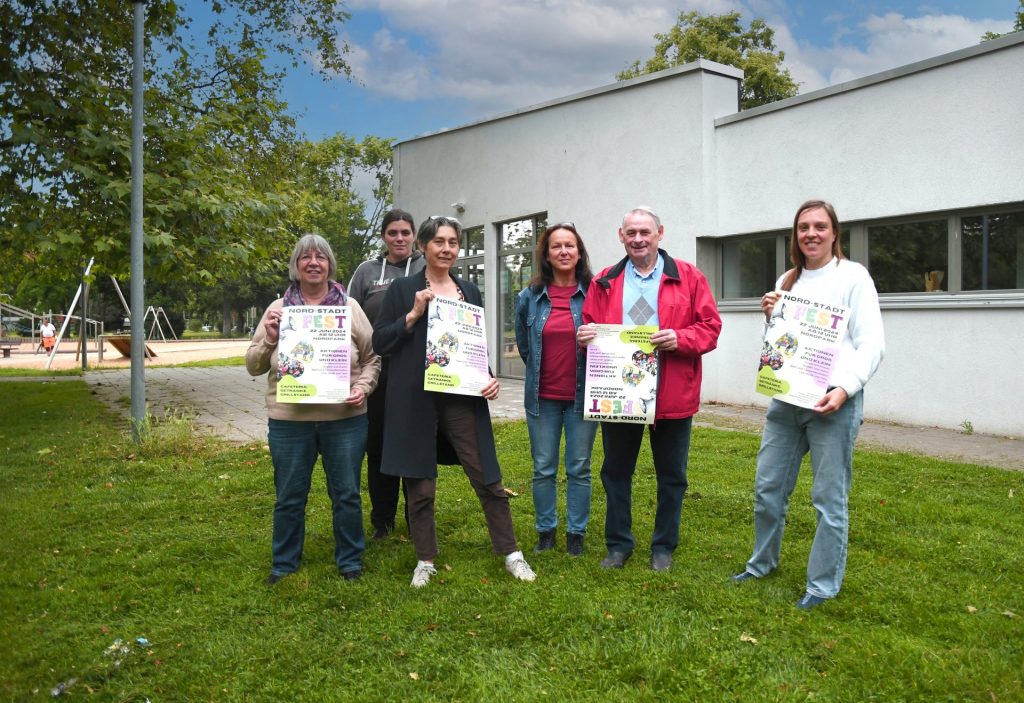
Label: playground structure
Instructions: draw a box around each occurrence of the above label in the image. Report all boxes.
[1,272,179,367]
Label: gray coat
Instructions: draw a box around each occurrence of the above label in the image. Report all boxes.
[371,271,502,483]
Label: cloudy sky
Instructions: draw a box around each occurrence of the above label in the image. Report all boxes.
[248,0,1016,143]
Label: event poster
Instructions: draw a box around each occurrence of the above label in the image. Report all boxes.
[584,324,659,424]
[275,306,351,403]
[755,292,849,409]
[423,297,490,397]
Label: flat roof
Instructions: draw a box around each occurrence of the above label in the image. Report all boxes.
[396,59,743,146]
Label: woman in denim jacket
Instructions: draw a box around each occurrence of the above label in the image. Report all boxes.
[514,222,598,556]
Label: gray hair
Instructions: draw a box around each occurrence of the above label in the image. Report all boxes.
[622,206,662,230]
[288,233,337,282]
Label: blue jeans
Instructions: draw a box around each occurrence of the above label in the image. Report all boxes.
[599,417,692,555]
[268,415,368,576]
[745,393,864,598]
[526,399,599,535]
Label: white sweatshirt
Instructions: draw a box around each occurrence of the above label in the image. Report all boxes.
[778,258,885,398]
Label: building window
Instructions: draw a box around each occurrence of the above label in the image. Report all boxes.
[497,214,544,378]
[719,229,848,298]
[868,220,948,293]
[722,234,780,298]
[962,211,1024,291]
[716,204,1023,302]
[457,226,485,298]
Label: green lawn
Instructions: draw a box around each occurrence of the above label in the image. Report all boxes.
[1,381,1021,701]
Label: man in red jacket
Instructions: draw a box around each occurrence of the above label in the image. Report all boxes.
[578,206,721,572]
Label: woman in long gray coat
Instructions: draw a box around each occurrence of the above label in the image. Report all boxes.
[372,215,536,588]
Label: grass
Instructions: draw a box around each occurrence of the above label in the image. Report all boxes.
[1,381,1022,702]
[152,356,246,369]
[0,367,83,377]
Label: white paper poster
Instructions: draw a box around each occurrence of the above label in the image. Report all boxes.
[275,306,351,404]
[584,324,659,424]
[423,297,490,397]
[755,292,849,409]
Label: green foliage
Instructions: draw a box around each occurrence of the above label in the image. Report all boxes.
[1,0,390,323]
[982,0,1024,39]
[618,10,799,110]
[1,383,1023,700]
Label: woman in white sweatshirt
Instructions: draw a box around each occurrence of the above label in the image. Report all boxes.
[732,200,885,610]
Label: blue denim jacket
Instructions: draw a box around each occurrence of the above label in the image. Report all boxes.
[514,282,588,417]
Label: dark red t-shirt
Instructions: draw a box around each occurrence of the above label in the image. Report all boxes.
[539,285,577,401]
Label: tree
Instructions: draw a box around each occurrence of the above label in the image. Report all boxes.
[617,10,799,110]
[982,0,1024,40]
[0,0,362,314]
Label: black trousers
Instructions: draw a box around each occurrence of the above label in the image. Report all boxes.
[366,371,408,530]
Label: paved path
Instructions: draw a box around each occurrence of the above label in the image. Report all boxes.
[55,366,1022,471]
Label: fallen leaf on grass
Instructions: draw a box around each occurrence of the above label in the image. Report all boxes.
[740,633,759,645]
[218,474,230,480]
[37,447,52,456]
[1002,611,1017,618]
[1009,489,1015,498]
[504,488,518,497]
[966,605,978,614]
[409,672,419,681]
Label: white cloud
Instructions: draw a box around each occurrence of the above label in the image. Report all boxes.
[342,2,1015,114]
[344,0,741,111]
[782,11,1013,91]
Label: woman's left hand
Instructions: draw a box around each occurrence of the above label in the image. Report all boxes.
[813,387,848,415]
[481,376,500,400]
[345,388,366,406]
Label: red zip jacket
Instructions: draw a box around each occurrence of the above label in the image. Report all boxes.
[582,250,722,420]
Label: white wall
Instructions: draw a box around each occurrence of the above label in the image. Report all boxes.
[394,61,742,372]
[395,61,743,271]
[712,38,1024,235]
[701,37,1024,436]
[702,306,1024,436]
[393,39,1024,437]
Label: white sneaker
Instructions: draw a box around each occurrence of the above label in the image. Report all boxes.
[411,560,437,588]
[504,551,536,582]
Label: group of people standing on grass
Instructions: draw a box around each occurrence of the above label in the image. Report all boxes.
[246,199,884,611]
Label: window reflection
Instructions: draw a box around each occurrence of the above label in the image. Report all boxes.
[962,212,1024,291]
[868,220,947,293]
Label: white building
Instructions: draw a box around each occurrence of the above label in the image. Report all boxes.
[392,33,1024,436]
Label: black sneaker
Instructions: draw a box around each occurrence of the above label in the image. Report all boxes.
[372,524,394,541]
[341,568,363,581]
[566,532,584,556]
[533,530,556,553]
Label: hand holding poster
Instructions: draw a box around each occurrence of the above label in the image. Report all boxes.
[423,297,490,397]
[276,306,351,403]
[584,324,659,424]
[755,292,849,409]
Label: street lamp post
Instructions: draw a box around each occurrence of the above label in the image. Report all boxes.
[130,0,146,441]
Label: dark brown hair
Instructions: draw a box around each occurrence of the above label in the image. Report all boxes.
[529,222,593,292]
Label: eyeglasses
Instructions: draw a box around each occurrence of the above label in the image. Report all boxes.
[545,221,577,233]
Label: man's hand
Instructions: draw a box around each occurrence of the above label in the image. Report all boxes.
[650,328,678,352]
